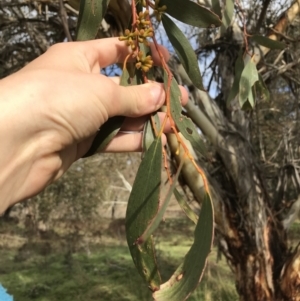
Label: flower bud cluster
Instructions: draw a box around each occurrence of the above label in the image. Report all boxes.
[118,10,153,50]
[135,51,153,72]
[154,0,167,21]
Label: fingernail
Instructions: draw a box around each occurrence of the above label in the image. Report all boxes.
[149,84,165,108]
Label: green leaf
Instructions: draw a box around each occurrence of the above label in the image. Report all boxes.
[160,0,222,28]
[126,138,162,291]
[211,0,222,19]
[163,71,206,156]
[153,193,214,301]
[139,160,184,243]
[140,42,159,152]
[227,50,244,106]
[251,35,285,50]
[239,58,259,108]
[142,114,161,152]
[174,189,198,225]
[162,14,204,90]
[76,0,108,41]
[83,116,125,157]
[221,0,234,31]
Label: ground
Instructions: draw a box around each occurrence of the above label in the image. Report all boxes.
[0,217,238,301]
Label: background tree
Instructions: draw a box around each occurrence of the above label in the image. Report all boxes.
[1,0,300,300]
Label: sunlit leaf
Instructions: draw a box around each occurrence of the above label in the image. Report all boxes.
[76,0,108,41]
[163,71,206,156]
[162,14,204,90]
[251,35,285,50]
[126,138,162,291]
[160,0,222,28]
[153,193,214,301]
[174,189,198,225]
[239,58,259,108]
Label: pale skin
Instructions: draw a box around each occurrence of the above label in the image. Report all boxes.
[0,37,188,214]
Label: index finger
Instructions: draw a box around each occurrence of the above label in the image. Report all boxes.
[84,37,170,70]
[24,37,170,73]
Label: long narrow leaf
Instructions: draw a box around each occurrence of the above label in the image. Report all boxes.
[211,0,222,19]
[239,58,259,108]
[162,14,204,90]
[153,193,214,301]
[163,71,206,157]
[138,160,184,243]
[126,138,163,291]
[160,0,222,28]
[222,0,234,30]
[251,35,285,50]
[142,113,161,152]
[76,0,108,41]
[83,116,125,157]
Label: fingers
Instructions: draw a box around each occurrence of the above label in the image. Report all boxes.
[110,76,189,106]
[102,81,166,118]
[95,75,188,122]
[81,37,170,70]
[24,38,170,73]
[102,132,167,152]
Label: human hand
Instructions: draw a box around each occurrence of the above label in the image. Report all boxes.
[0,37,188,212]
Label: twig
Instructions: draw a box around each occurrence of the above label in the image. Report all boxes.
[64,3,79,16]
[59,0,72,41]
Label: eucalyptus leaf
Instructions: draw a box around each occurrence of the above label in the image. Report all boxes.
[160,0,222,28]
[221,0,234,32]
[83,116,125,157]
[211,0,222,19]
[76,0,108,41]
[163,71,206,157]
[142,113,161,152]
[126,138,162,290]
[251,35,285,50]
[162,14,204,90]
[239,58,259,108]
[153,193,214,301]
[139,160,184,243]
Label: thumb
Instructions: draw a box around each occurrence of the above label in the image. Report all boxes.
[106,83,166,118]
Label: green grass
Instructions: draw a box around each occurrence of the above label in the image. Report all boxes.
[0,219,238,301]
